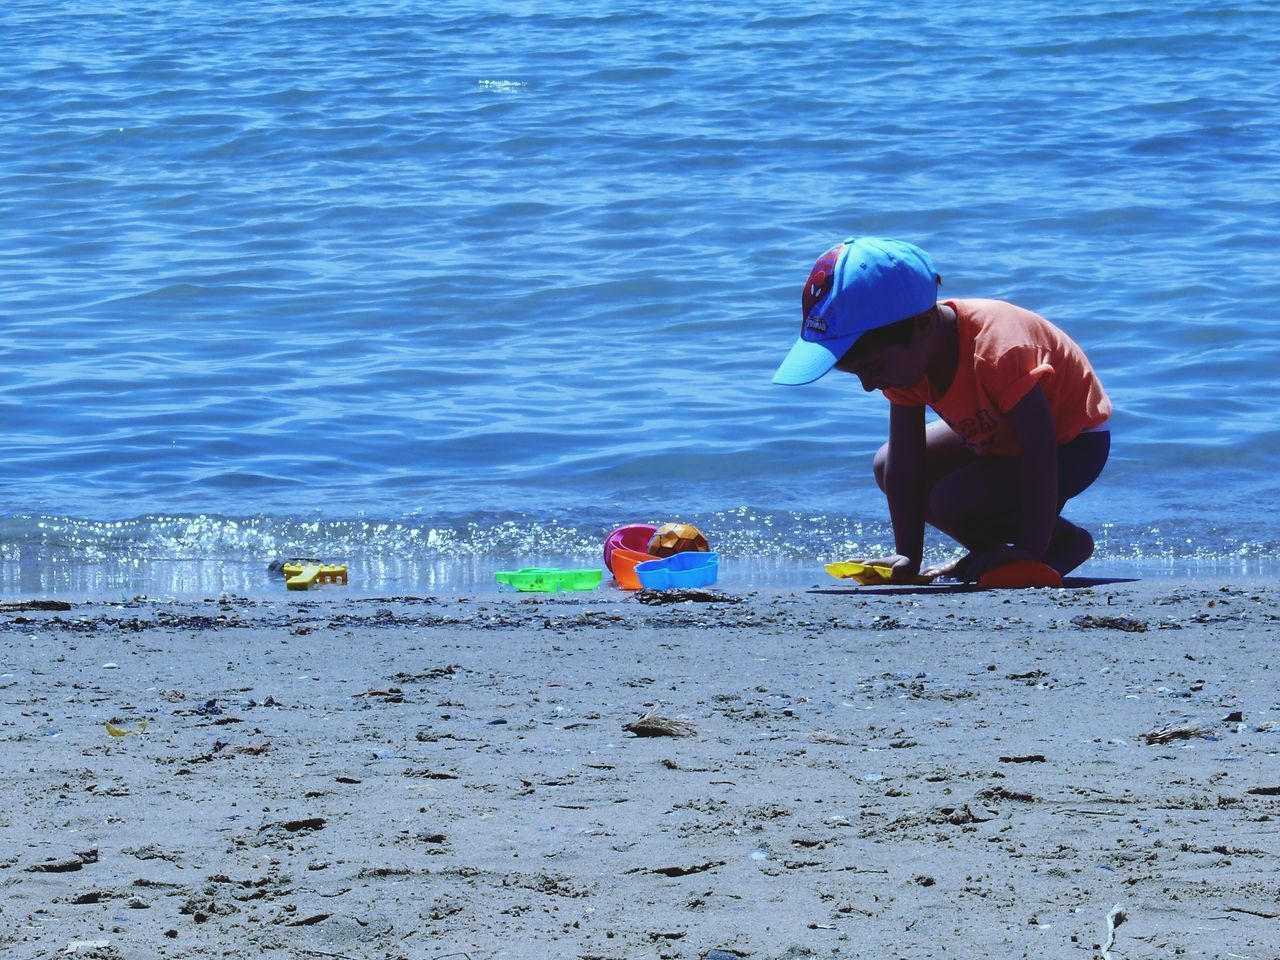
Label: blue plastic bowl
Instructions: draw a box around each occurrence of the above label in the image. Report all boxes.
[634,551,719,590]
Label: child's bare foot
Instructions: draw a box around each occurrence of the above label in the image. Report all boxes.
[1044,520,1093,576]
[923,554,974,581]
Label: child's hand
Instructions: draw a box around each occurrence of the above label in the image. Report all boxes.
[856,554,921,583]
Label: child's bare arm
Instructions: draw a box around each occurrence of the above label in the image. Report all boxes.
[880,403,927,575]
[1004,383,1058,558]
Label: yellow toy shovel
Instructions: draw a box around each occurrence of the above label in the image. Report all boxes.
[824,561,937,586]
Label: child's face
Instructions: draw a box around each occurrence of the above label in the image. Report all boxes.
[833,337,929,392]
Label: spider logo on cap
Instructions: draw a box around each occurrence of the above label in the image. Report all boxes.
[801,243,843,336]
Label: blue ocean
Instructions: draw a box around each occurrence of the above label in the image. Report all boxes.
[2,1,1278,596]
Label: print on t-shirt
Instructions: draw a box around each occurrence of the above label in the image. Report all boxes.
[944,407,999,454]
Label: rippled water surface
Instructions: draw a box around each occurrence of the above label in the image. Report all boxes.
[2,1,1278,593]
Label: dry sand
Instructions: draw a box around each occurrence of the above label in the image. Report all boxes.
[1,578,1278,960]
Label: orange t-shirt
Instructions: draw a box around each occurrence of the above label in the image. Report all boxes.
[882,299,1112,456]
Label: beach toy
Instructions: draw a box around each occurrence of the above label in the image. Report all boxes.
[610,547,657,591]
[977,559,1062,590]
[494,567,602,592]
[105,719,149,738]
[283,562,349,591]
[604,524,657,572]
[634,551,719,590]
[825,561,936,586]
[647,522,710,558]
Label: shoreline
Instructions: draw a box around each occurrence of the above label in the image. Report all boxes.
[1,557,1276,603]
[2,580,1278,959]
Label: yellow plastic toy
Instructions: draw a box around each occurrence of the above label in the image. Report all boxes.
[105,719,149,737]
[283,562,349,590]
[825,561,936,586]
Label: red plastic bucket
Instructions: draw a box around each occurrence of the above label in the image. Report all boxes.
[603,524,657,572]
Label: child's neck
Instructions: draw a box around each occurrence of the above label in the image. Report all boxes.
[926,302,959,395]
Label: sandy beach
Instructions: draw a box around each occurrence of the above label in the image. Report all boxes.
[2,578,1278,960]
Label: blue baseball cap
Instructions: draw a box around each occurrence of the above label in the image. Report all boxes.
[772,237,941,385]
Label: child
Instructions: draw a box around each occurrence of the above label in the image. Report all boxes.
[773,237,1111,583]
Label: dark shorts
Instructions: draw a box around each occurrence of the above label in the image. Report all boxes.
[977,428,1109,512]
[1054,429,1110,510]
[891,420,1112,515]
[974,428,1110,511]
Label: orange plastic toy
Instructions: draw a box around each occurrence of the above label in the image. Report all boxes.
[611,547,657,591]
[977,559,1062,590]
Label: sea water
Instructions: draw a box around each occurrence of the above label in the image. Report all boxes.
[2,1,1278,596]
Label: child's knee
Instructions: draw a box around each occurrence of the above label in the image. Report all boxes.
[872,443,889,491]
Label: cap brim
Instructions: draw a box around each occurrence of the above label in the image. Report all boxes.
[772,335,857,385]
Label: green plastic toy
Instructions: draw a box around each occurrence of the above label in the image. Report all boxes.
[494,567,602,592]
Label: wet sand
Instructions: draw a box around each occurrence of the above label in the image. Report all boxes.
[2,579,1278,960]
